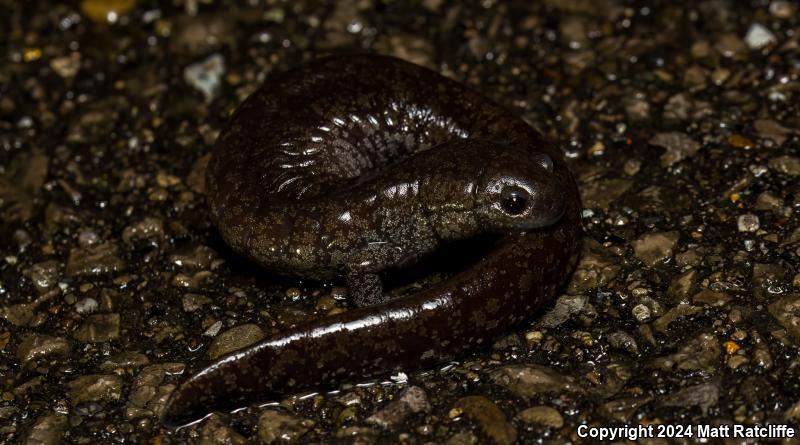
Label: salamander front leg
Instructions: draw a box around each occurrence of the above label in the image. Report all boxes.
[346,271,386,307]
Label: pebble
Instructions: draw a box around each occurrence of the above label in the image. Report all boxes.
[649,132,701,168]
[366,386,430,429]
[768,155,800,176]
[73,313,121,342]
[768,295,800,340]
[631,304,651,322]
[184,54,226,103]
[653,333,721,373]
[754,119,793,146]
[121,217,165,248]
[516,406,563,428]
[653,303,702,333]
[770,1,796,18]
[23,414,68,445]
[75,297,99,314]
[490,364,582,398]
[80,0,137,24]
[257,410,315,444]
[631,231,680,267]
[198,414,248,445]
[169,245,218,269]
[66,243,124,277]
[452,396,517,445]
[182,293,212,312]
[599,396,652,422]
[692,289,731,307]
[737,214,760,232]
[536,294,587,328]
[715,33,747,58]
[607,331,639,354]
[207,324,266,360]
[755,191,784,211]
[660,382,720,415]
[24,261,60,294]
[667,269,697,302]
[744,23,777,50]
[17,334,71,367]
[125,363,183,420]
[69,374,123,405]
[99,351,150,370]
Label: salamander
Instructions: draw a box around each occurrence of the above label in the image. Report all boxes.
[161,54,581,428]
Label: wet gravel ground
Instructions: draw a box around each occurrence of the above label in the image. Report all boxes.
[2,0,800,444]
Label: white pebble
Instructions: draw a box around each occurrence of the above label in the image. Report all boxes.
[745,23,777,50]
[183,54,225,103]
[737,214,760,232]
[632,304,651,322]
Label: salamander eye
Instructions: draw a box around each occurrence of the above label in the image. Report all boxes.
[500,187,528,215]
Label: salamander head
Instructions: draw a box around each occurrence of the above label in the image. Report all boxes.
[475,151,565,232]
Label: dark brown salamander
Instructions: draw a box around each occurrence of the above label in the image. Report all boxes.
[161,54,581,428]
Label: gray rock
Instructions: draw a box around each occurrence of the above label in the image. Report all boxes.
[769,155,800,176]
[649,132,701,168]
[453,396,517,445]
[24,261,60,294]
[17,334,70,367]
[768,294,800,341]
[66,243,124,277]
[184,54,225,103]
[208,324,266,360]
[125,363,183,420]
[257,409,315,444]
[73,313,121,342]
[23,414,67,445]
[69,374,123,405]
[198,414,248,445]
[366,386,430,428]
[660,382,720,415]
[491,364,582,398]
[536,294,587,328]
[607,331,639,354]
[632,231,680,267]
[653,333,721,373]
[516,405,563,428]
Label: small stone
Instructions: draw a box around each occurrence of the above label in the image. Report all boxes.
[75,297,99,314]
[660,383,719,415]
[632,231,680,267]
[653,304,703,333]
[536,294,587,328]
[50,53,81,79]
[768,155,800,176]
[632,304,651,322]
[607,331,639,354]
[768,295,800,340]
[169,245,218,269]
[667,269,697,302]
[17,334,70,367]
[649,132,701,168]
[69,374,123,405]
[692,289,731,307]
[754,119,792,146]
[516,406,563,428]
[100,351,150,370]
[24,261,60,294]
[728,134,754,149]
[66,243,124,277]
[81,0,137,23]
[366,386,430,428]
[770,1,796,18]
[208,324,266,360]
[122,217,165,248]
[73,313,121,342]
[716,33,747,58]
[744,23,777,50]
[623,159,641,176]
[755,191,784,211]
[257,410,315,444]
[125,363,183,420]
[737,214,760,232]
[198,414,248,445]
[453,396,517,445]
[653,333,721,373]
[184,54,225,103]
[490,364,582,398]
[182,293,212,312]
[23,414,68,445]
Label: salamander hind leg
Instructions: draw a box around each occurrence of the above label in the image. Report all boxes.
[346,271,387,307]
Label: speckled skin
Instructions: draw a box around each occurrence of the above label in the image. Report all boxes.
[161,55,581,428]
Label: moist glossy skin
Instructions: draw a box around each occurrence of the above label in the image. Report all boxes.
[161,55,582,428]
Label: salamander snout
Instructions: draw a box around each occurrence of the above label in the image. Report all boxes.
[476,151,565,231]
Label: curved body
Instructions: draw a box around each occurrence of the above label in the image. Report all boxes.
[162,55,581,428]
